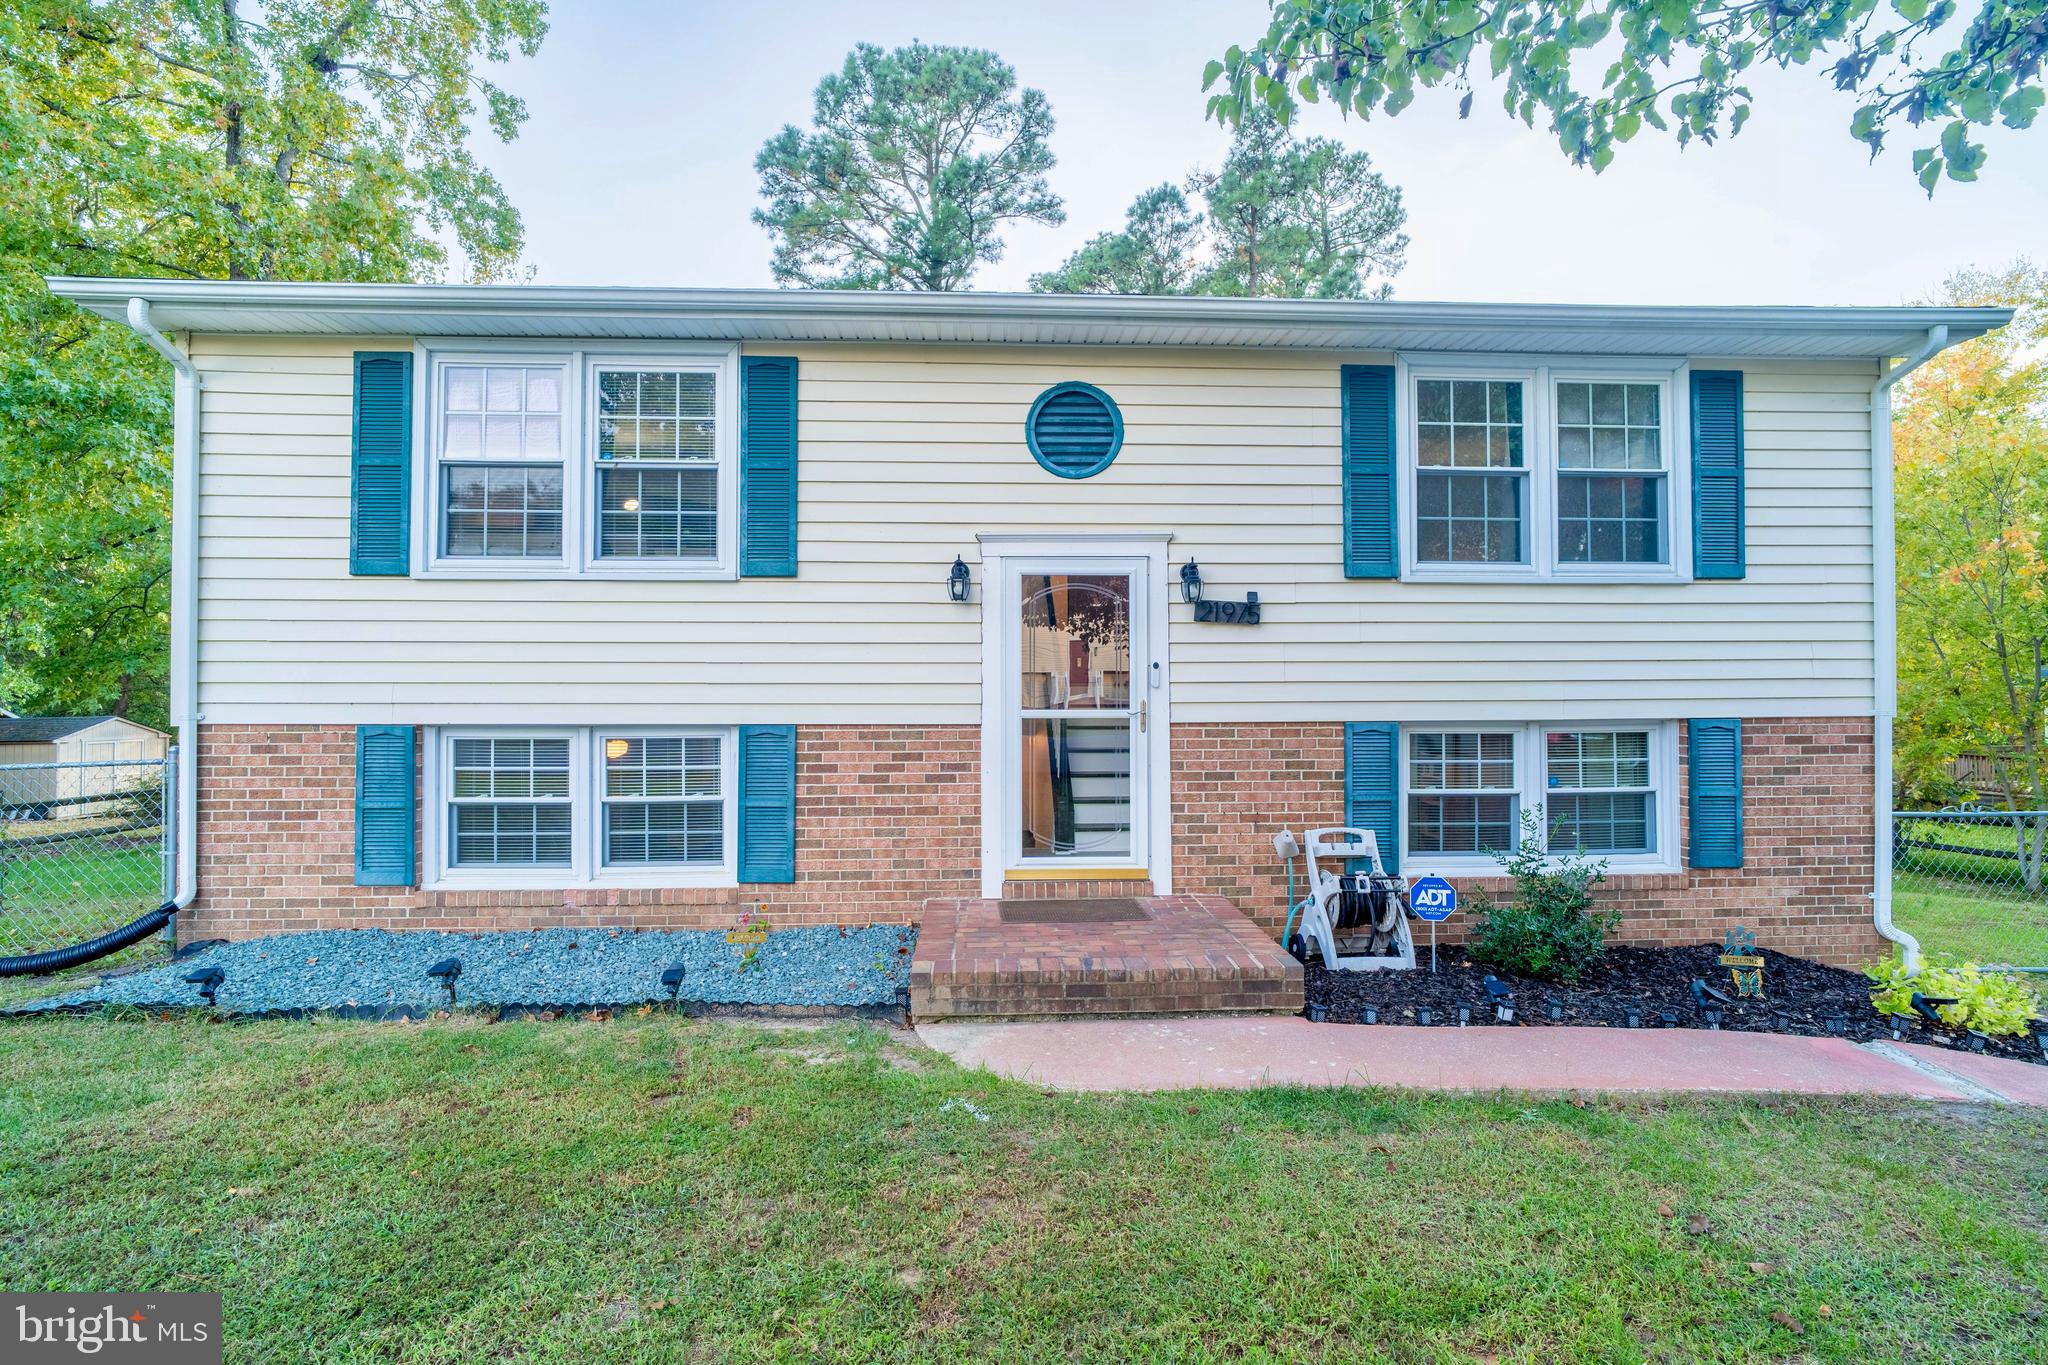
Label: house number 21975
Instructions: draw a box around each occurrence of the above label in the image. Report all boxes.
[1194,592,1261,625]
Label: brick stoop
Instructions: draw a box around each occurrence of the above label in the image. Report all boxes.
[911,894,1305,1021]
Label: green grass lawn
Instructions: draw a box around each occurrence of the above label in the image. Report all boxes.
[2,1016,2043,1363]
[1893,817,2048,967]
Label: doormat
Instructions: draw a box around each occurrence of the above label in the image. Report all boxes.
[997,898,1149,924]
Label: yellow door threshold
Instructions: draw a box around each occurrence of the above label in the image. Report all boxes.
[1002,867,1150,881]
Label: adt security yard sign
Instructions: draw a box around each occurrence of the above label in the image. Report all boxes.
[1410,876,1458,922]
[1408,875,1457,974]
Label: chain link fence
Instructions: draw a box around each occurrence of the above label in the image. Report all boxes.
[1,756,174,973]
[1892,807,2048,973]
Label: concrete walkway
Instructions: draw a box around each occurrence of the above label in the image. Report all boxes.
[916,1016,2048,1105]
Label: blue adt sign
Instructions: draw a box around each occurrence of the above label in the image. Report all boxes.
[1409,875,1458,922]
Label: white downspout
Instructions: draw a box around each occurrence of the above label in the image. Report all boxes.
[1870,324,1948,972]
[124,299,200,912]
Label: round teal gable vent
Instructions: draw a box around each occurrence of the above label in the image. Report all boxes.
[1026,382,1123,478]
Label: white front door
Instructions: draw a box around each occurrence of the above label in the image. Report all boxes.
[980,541,1172,895]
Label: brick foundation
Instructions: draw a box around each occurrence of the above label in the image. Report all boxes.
[1171,718,1883,967]
[189,724,978,939]
[192,717,1882,966]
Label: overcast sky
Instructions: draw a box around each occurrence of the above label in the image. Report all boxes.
[477,0,2048,305]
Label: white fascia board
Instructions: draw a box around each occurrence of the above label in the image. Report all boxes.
[43,276,2014,358]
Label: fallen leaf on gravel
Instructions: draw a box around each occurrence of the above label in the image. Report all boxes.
[1748,1262,1778,1275]
[1770,1311,1803,1335]
[1685,1214,1712,1236]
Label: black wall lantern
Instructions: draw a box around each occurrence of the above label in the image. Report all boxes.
[1180,560,1203,605]
[948,556,972,604]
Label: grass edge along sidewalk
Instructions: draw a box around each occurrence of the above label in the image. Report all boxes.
[2,1014,2044,1362]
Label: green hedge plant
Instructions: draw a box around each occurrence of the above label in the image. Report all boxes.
[1465,810,1620,985]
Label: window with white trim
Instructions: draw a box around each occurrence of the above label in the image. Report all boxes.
[1407,730,1519,855]
[1415,379,1526,565]
[1544,728,1656,854]
[429,727,736,885]
[422,345,737,577]
[1404,361,1683,579]
[601,734,724,866]
[449,735,573,867]
[1555,382,1665,565]
[1399,722,1677,869]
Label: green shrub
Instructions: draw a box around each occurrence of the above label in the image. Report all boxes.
[1465,811,1620,985]
[1867,954,2042,1037]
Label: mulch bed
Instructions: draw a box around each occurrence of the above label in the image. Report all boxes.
[1303,942,2048,1067]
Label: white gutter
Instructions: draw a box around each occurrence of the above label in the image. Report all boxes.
[123,299,200,913]
[1870,324,1949,971]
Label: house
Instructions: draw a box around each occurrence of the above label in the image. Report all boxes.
[47,278,2010,1015]
[0,715,169,818]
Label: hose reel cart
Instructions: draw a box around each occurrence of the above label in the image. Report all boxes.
[1276,826,1417,972]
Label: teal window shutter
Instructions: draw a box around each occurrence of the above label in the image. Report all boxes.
[1687,719,1743,868]
[738,725,796,882]
[1341,365,1398,578]
[350,351,413,575]
[354,725,415,886]
[740,357,799,576]
[1690,369,1745,579]
[1344,721,1400,871]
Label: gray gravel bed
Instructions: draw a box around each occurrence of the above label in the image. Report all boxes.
[9,924,917,1016]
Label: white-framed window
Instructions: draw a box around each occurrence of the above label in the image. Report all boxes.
[1398,721,1678,873]
[1414,377,1527,566]
[417,342,738,579]
[1400,357,1688,581]
[424,726,737,887]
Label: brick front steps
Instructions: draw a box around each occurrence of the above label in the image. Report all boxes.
[910,894,1304,1021]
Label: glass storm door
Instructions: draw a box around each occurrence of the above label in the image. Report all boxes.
[1012,565,1147,868]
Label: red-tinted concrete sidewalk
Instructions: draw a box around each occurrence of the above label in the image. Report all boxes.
[915,1017,2048,1105]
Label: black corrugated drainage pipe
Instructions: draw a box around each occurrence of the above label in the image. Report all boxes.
[0,902,178,977]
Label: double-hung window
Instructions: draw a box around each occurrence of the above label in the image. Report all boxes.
[1415,379,1526,565]
[428,727,736,886]
[1406,730,1519,856]
[421,345,738,577]
[1404,361,1684,579]
[1399,722,1677,870]
[1555,382,1667,566]
[439,365,565,559]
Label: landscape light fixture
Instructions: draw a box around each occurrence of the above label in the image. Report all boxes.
[1689,977,1734,1009]
[1887,1016,1911,1042]
[1702,1007,1723,1031]
[1482,975,1514,1023]
[1823,1013,1847,1036]
[1415,1006,1434,1027]
[1306,1002,1329,1023]
[1965,1030,1990,1053]
[1658,1009,1681,1029]
[1910,992,1956,1026]
[1455,1003,1473,1027]
[1544,998,1564,1023]
[1359,1005,1378,1025]
[947,556,972,603]
[1770,1009,1793,1033]
[426,957,462,1007]
[1624,1005,1643,1029]
[1180,560,1203,604]
[182,965,224,1007]
[660,963,687,1003]
[2032,1022,2048,1061]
